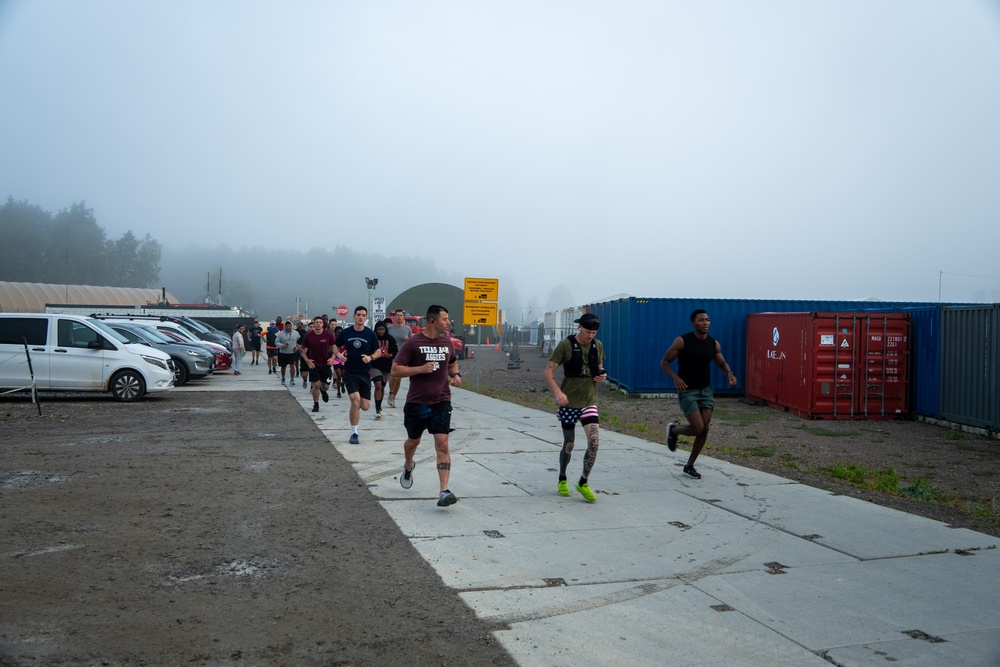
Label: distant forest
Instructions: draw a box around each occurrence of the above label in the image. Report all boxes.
[0,197,482,318]
[0,197,161,288]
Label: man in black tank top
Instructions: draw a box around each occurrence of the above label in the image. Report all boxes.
[659,309,737,479]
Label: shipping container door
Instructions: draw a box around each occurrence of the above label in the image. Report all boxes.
[859,315,910,418]
[811,314,858,418]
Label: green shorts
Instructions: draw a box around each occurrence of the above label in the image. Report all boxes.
[678,386,715,416]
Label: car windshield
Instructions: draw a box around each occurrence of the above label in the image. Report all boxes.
[191,318,223,333]
[130,325,173,344]
[110,326,148,344]
[159,326,199,343]
[87,318,130,344]
[182,318,213,333]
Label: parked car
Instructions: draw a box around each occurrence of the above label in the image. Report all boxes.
[0,313,174,402]
[105,322,215,386]
[89,313,232,351]
[172,316,233,350]
[93,317,232,371]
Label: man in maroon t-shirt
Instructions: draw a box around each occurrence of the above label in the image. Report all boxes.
[391,304,461,507]
[299,316,338,413]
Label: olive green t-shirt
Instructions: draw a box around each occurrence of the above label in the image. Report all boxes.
[549,336,604,408]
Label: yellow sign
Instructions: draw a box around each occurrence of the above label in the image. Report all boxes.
[464,302,498,327]
[464,277,499,303]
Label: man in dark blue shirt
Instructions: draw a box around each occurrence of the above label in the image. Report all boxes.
[334,306,382,444]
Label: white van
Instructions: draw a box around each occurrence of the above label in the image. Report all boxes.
[0,313,175,402]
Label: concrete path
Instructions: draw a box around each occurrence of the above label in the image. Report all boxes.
[187,366,1000,666]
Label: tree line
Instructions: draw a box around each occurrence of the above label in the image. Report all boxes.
[0,196,161,288]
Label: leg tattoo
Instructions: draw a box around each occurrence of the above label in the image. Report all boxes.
[581,424,600,480]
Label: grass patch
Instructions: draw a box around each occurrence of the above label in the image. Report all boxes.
[972,503,1000,526]
[823,462,900,493]
[945,431,965,441]
[746,445,776,458]
[714,409,774,427]
[899,479,940,503]
[745,434,758,440]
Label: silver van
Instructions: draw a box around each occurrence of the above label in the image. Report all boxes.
[0,313,174,402]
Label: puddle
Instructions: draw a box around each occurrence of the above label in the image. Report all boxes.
[1,471,69,490]
[166,558,279,584]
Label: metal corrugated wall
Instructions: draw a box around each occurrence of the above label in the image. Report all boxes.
[591,297,944,396]
[941,305,999,430]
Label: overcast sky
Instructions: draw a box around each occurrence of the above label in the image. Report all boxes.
[2,1,999,310]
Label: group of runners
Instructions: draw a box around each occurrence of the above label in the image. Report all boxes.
[251,305,462,508]
[541,306,735,503]
[237,304,734,509]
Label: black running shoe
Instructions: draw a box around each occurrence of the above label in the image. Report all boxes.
[321,387,329,403]
[437,489,458,507]
[683,464,701,479]
[400,461,415,489]
[312,404,319,413]
[666,422,678,451]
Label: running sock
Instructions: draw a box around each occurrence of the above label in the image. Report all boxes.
[351,426,359,435]
[579,476,588,487]
[375,399,382,411]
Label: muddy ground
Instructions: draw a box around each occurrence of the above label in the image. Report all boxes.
[0,391,516,667]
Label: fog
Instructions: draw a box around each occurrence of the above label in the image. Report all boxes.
[2,1,1000,319]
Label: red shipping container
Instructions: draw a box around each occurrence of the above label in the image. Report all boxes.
[745,312,910,420]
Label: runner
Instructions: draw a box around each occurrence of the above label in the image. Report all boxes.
[275,320,299,386]
[370,321,399,419]
[659,308,738,479]
[299,316,337,413]
[392,305,461,507]
[385,309,411,407]
[542,312,607,502]
[265,319,280,375]
[331,324,345,398]
[334,307,382,444]
[248,320,263,366]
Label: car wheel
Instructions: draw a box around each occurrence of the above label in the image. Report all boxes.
[110,370,146,402]
[173,359,189,386]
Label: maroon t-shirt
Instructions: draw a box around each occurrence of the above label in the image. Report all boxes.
[300,330,337,367]
[394,332,456,405]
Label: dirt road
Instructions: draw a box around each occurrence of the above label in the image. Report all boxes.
[0,391,516,666]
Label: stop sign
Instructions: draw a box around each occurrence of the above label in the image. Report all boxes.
[336,304,349,318]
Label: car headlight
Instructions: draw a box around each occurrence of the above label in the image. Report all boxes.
[184,349,202,357]
[141,354,169,370]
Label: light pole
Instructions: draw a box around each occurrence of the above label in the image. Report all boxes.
[365,277,378,326]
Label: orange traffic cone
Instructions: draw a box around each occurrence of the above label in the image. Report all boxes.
[486,337,490,345]
[496,341,501,351]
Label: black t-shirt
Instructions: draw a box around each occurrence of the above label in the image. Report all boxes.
[678,332,717,390]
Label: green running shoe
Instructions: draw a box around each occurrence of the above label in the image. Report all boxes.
[576,482,596,503]
[557,480,570,497]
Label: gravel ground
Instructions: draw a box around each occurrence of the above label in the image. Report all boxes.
[0,390,517,667]
[465,344,1000,538]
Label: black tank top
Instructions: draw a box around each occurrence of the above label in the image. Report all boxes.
[678,332,716,390]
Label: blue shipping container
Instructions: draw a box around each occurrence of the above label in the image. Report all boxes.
[591,297,947,398]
